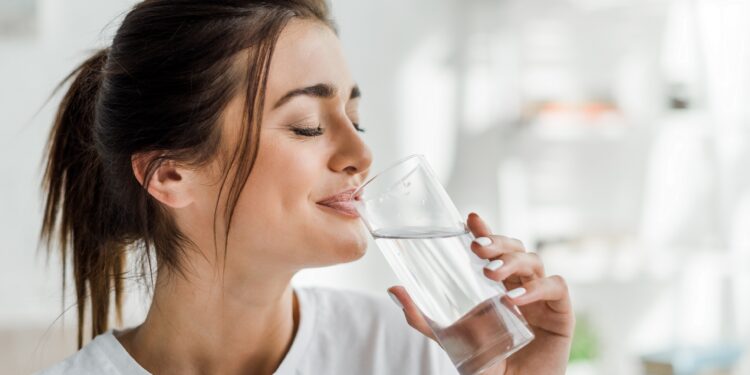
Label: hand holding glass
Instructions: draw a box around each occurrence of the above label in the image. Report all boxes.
[353,155,534,375]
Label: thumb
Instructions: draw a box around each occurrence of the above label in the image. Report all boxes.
[387,286,438,343]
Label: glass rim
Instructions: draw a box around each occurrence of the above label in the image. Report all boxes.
[352,153,425,199]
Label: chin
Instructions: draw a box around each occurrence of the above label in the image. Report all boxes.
[314,237,368,266]
[301,219,369,266]
[332,222,369,254]
[340,242,368,262]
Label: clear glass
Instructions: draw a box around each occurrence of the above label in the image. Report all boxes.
[353,154,535,375]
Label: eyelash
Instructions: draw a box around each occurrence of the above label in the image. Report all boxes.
[291,123,366,137]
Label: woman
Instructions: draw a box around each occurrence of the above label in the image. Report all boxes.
[37,1,573,374]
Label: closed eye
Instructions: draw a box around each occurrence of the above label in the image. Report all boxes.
[288,118,364,138]
[290,124,324,137]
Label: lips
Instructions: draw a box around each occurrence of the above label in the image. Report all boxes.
[316,187,361,218]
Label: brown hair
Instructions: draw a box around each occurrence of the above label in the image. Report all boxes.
[40,0,335,348]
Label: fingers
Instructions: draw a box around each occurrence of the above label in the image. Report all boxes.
[468,213,525,259]
[387,286,437,342]
[506,275,571,314]
[467,213,541,288]
[467,212,492,238]
[482,251,545,282]
[471,234,526,259]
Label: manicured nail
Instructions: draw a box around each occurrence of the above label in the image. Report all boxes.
[474,236,492,247]
[507,287,526,299]
[388,291,403,309]
[484,259,504,271]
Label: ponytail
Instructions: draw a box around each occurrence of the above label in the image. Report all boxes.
[41,48,126,349]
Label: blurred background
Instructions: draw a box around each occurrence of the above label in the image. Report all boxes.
[1,0,749,374]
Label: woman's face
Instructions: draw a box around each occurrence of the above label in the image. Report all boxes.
[189,19,373,273]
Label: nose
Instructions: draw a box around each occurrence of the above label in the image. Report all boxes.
[328,115,372,180]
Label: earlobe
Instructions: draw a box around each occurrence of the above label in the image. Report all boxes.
[131,153,194,209]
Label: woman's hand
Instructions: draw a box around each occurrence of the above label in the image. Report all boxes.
[387,212,575,375]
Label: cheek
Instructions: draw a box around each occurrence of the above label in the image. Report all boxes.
[226,137,369,265]
[232,144,318,233]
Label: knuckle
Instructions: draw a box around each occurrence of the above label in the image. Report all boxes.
[491,235,510,248]
[527,252,544,270]
[509,237,525,248]
[502,252,519,262]
[496,236,526,252]
[549,274,569,291]
[493,266,510,279]
[475,247,495,259]
[489,234,505,242]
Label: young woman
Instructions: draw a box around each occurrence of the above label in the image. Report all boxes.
[37,1,574,374]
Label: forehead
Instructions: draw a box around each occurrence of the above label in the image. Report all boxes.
[265,19,353,102]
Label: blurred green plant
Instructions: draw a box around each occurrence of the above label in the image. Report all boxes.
[569,313,599,363]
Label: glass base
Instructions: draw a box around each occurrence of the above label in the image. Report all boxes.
[455,332,534,375]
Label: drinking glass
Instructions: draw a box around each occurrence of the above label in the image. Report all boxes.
[352,154,534,375]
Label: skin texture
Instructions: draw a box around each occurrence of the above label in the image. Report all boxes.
[119,18,573,375]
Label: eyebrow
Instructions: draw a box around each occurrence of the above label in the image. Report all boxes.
[272,83,361,110]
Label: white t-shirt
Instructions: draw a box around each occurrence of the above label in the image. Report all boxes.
[35,286,459,375]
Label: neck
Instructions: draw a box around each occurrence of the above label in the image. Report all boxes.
[119,264,300,375]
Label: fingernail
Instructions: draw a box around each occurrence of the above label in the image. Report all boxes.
[484,259,504,271]
[507,287,526,299]
[388,291,403,309]
[474,236,492,247]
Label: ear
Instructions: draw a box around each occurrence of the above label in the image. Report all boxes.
[131,152,195,209]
